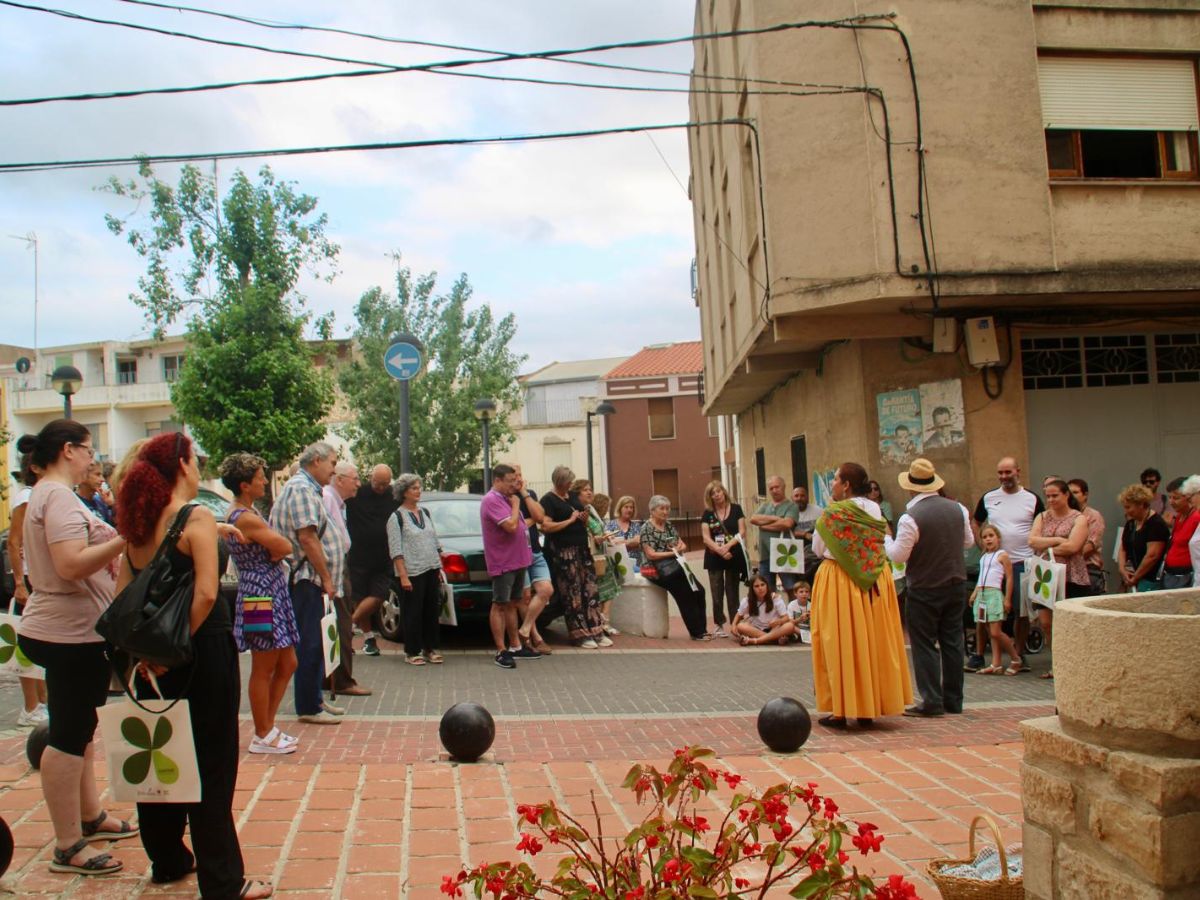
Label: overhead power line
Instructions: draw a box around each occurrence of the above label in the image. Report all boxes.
[0,2,890,105]
[0,118,756,174]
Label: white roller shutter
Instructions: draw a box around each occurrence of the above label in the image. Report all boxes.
[1038,56,1199,131]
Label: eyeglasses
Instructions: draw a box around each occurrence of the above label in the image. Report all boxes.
[1142,479,1159,486]
[69,442,96,459]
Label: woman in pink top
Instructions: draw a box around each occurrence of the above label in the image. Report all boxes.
[16,421,136,877]
[1028,479,1090,681]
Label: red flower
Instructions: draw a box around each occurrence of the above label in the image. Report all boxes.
[645,834,659,849]
[872,874,919,899]
[735,877,751,889]
[662,859,682,883]
[852,824,885,855]
[807,851,826,870]
[516,803,542,825]
[516,833,543,856]
[823,797,839,819]
[625,888,645,899]
[723,773,743,788]
[837,850,850,865]
[440,875,464,897]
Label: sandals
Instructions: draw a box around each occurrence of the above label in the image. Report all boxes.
[977,665,1005,675]
[240,879,274,898]
[81,810,139,842]
[424,652,444,664]
[1040,670,1055,680]
[405,656,426,666]
[50,838,122,875]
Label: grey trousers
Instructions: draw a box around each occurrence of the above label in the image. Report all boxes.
[905,582,966,712]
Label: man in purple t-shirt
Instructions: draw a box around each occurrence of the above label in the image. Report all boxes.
[480,463,535,669]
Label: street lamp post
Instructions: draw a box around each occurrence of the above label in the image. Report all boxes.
[50,365,82,419]
[585,400,616,486]
[473,398,497,480]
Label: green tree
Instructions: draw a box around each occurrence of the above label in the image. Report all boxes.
[102,163,337,468]
[340,263,525,490]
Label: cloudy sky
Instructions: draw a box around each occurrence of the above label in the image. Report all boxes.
[0,1,700,373]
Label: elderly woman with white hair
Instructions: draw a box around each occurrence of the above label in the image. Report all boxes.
[639,495,711,640]
[1163,475,1200,590]
[540,466,608,648]
[387,473,446,665]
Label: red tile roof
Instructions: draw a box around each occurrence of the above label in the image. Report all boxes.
[604,341,703,379]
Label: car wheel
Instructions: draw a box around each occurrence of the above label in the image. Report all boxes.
[376,587,404,643]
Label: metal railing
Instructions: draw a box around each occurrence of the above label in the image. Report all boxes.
[521,398,585,426]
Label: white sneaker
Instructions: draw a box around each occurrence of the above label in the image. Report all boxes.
[596,635,614,648]
[298,711,341,725]
[16,707,45,728]
[578,639,599,649]
[322,700,345,716]
[249,734,297,755]
[603,624,621,636]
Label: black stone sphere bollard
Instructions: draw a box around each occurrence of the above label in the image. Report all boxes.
[0,816,12,878]
[26,722,50,770]
[756,697,812,753]
[439,702,495,763]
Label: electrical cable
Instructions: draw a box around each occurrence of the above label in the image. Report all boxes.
[0,118,754,174]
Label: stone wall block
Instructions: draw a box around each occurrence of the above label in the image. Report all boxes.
[1107,750,1200,816]
[1021,821,1054,900]
[1021,762,1076,833]
[1021,716,1109,770]
[1056,842,1161,900]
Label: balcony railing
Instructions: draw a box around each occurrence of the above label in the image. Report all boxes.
[521,398,585,426]
[8,380,172,413]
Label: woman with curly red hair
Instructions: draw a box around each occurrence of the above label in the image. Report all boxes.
[115,432,272,899]
[16,420,135,877]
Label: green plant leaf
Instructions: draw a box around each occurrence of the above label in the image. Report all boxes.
[123,749,152,784]
[121,716,152,750]
[788,870,832,898]
[687,887,719,898]
[153,749,181,784]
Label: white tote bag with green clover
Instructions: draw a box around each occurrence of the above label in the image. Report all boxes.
[320,595,341,677]
[97,673,200,804]
[606,544,639,585]
[1,603,44,680]
[1026,550,1066,611]
[769,537,805,575]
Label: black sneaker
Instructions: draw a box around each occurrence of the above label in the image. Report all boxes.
[494,650,516,669]
[963,654,984,673]
[513,647,542,660]
[363,637,380,657]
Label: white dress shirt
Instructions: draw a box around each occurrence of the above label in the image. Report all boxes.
[885,492,974,563]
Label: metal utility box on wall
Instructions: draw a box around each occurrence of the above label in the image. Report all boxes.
[932,318,957,354]
[965,317,1002,367]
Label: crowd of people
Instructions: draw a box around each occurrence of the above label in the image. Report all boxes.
[7,410,1200,892]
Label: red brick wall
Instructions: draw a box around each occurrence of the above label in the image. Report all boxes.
[601,395,719,517]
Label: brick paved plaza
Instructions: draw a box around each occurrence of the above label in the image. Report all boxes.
[0,618,1053,898]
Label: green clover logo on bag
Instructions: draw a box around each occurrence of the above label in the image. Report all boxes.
[1033,563,1053,599]
[775,542,800,569]
[0,623,34,670]
[327,621,340,664]
[121,716,180,785]
[611,549,629,579]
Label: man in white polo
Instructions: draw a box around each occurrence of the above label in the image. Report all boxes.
[972,456,1043,670]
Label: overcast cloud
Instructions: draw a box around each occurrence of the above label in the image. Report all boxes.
[0,1,700,371]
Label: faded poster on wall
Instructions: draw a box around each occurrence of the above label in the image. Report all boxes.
[919,379,966,449]
[811,467,838,508]
[877,389,923,464]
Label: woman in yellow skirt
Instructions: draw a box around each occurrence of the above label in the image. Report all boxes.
[810,462,912,728]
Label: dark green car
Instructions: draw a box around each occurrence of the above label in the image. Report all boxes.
[375,492,492,642]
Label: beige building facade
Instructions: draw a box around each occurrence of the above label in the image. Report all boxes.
[689,0,1200,551]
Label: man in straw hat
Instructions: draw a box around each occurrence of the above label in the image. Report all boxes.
[885,458,974,717]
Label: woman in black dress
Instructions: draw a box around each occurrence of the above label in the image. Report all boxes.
[539,465,608,648]
[115,433,272,899]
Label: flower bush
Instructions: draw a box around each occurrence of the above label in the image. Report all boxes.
[443,746,917,899]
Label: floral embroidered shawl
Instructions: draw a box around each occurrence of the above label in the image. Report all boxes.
[815,500,888,592]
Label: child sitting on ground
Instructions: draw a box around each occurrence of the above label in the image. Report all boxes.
[971,523,1022,675]
[786,581,811,643]
[732,574,796,646]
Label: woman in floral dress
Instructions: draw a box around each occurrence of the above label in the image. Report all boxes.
[219,453,300,755]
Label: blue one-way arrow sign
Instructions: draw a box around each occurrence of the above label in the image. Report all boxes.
[384,341,423,381]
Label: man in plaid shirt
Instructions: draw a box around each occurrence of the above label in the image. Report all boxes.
[270,442,349,724]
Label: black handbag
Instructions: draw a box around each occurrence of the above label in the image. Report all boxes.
[96,504,197,669]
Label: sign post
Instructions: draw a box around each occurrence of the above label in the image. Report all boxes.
[384,336,424,474]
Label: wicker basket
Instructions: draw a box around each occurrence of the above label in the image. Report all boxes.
[926,814,1023,900]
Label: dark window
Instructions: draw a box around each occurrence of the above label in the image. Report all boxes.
[1080,130,1159,178]
[117,359,137,385]
[648,397,675,440]
[790,436,808,496]
[1155,333,1200,384]
[754,447,766,497]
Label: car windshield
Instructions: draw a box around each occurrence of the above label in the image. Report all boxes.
[423,498,482,537]
[195,489,231,518]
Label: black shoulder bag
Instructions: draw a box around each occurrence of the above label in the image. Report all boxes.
[96,504,197,669]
